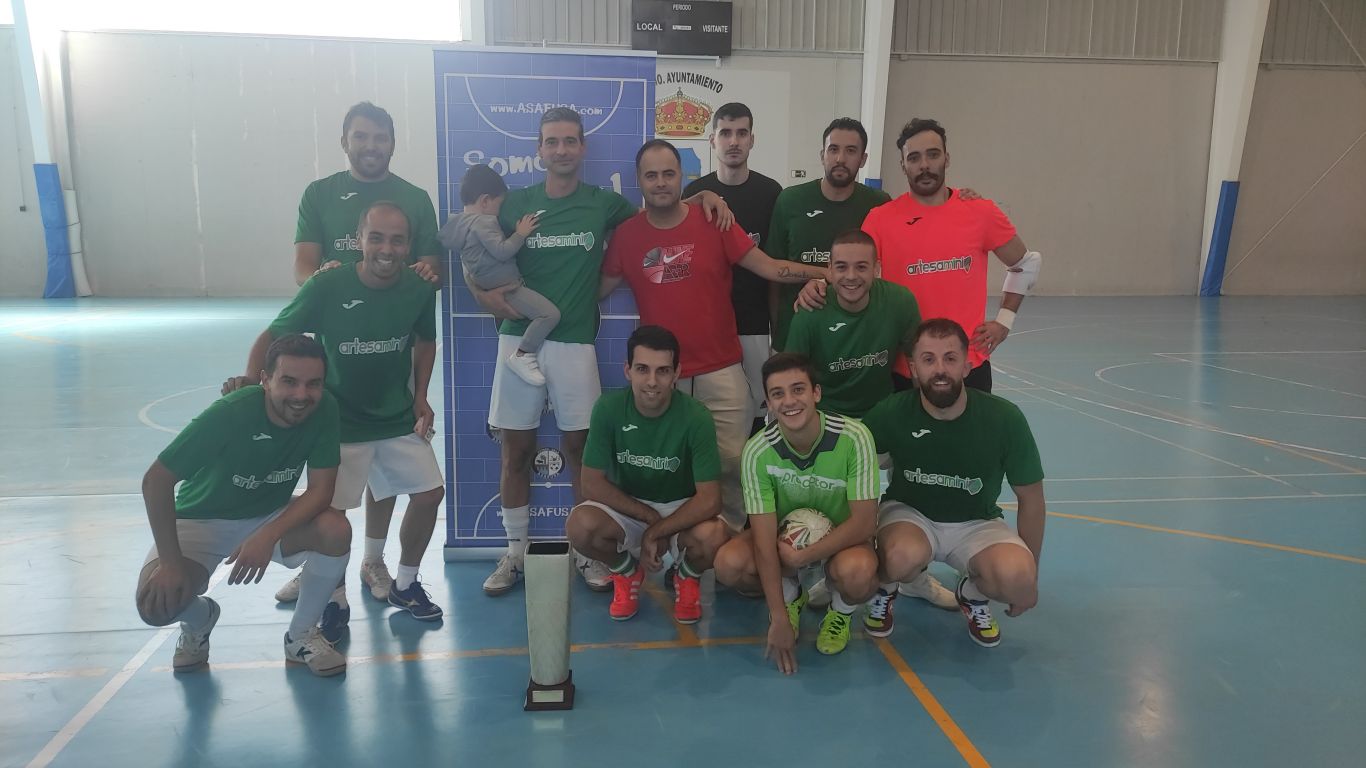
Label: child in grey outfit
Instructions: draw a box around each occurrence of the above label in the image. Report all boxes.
[442,164,559,387]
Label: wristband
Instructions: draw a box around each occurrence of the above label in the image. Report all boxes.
[995,308,1017,330]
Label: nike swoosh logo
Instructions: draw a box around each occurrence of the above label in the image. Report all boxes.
[806,210,823,218]
[342,299,364,309]
[907,217,922,225]
[662,251,683,264]
[251,433,272,441]
[340,192,358,200]
[622,424,639,432]
[911,429,930,438]
[828,322,847,332]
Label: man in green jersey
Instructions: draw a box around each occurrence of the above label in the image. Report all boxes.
[230,202,446,627]
[468,108,731,597]
[565,326,728,624]
[137,335,349,677]
[861,319,1046,648]
[289,101,442,606]
[784,229,920,419]
[766,118,891,351]
[714,353,881,672]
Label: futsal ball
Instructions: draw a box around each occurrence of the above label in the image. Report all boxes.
[779,508,833,550]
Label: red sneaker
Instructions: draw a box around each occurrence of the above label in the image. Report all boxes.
[609,568,644,621]
[673,571,701,624]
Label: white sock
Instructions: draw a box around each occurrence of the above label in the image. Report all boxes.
[961,577,988,603]
[781,576,800,603]
[831,590,859,614]
[363,537,385,563]
[880,582,898,594]
[176,596,213,632]
[289,551,349,638]
[503,505,530,559]
[395,563,419,591]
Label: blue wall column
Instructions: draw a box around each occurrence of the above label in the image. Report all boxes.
[34,163,74,298]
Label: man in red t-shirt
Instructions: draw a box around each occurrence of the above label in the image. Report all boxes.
[861,118,1041,392]
[602,140,827,527]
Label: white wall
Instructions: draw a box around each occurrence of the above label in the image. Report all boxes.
[65,31,439,297]
[1223,67,1366,295]
[1,26,50,297]
[881,58,1217,296]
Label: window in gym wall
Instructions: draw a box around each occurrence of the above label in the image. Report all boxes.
[41,0,463,41]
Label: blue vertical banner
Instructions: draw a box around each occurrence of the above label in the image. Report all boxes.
[436,49,655,554]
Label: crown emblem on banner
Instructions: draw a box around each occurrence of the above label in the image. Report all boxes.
[655,88,712,137]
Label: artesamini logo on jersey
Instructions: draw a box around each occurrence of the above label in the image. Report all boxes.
[904,467,984,495]
[829,350,889,372]
[526,231,596,252]
[232,465,303,490]
[642,245,694,284]
[333,234,361,252]
[338,336,410,355]
[905,255,972,276]
[799,248,831,264]
[616,450,682,472]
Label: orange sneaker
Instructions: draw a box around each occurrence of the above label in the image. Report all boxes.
[609,568,644,621]
[673,570,701,624]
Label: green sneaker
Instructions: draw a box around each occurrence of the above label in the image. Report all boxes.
[785,587,809,634]
[816,609,853,655]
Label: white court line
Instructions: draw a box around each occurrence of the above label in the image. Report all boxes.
[1045,472,1360,482]
[997,369,1314,490]
[1033,492,1366,505]
[998,364,1366,464]
[24,565,230,768]
[1095,361,1366,420]
[1156,354,1366,401]
[1152,350,1366,355]
[136,386,217,435]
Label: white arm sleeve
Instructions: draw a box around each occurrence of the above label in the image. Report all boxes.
[1002,250,1041,295]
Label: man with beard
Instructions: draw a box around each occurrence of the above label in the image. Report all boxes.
[860,118,1041,393]
[229,202,446,628]
[683,103,783,434]
[281,102,443,609]
[766,118,890,352]
[601,140,828,532]
[861,319,1046,648]
[136,334,350,676]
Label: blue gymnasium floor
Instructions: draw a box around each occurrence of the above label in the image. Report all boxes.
[1,296,1364,768]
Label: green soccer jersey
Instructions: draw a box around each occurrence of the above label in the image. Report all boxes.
[582,389,720,504]
[268,265,438,443]
[158,386,340,521]
[863,389,1045,523]
[784,280,920,418]
[294,171,442,266]
[767,180,891,350]
[498,182,637,345]
[740,412,879,526]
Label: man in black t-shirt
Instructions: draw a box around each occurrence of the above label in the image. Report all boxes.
[683,102,783,434]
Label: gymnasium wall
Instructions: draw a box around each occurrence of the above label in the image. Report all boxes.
[0,26,48,297]
[880,57,1217,296]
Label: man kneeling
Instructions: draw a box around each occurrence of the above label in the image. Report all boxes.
[565,326,731,623]
[135,335,349,677]
[714,353,880,674]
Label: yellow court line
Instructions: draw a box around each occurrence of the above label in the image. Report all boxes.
[11,332,65,345]
[874,638,991,768]
[642,580,701,646]
[1042,509,1366,565]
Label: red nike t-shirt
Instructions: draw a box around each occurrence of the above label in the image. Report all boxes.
[863,190,1016,372]
[604,205,755,377]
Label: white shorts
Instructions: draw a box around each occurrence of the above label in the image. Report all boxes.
[579,498,690,560]
[489,335,601,432]
[333,433,444,510]
[739,334,771,416]
[877,500,1029,574]
[141,506,307,574]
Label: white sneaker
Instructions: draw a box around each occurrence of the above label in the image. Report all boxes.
[575,551,612,592]
[899,570,958,610]
[274,572,302,603]
[483,553,524,596]
[359,559,394,601]
[807,577,832,608]
[284,627,347,677]
[507,352,547,386]
[172,598,220,673]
